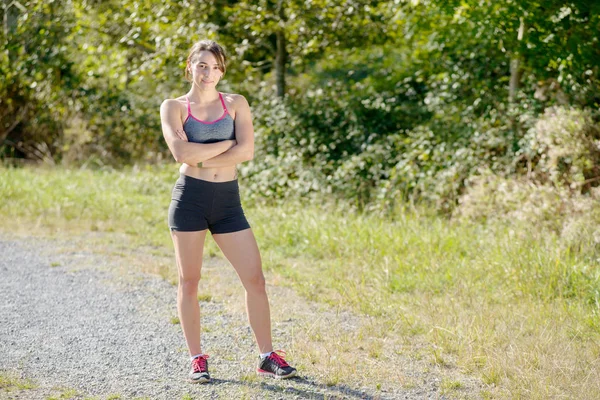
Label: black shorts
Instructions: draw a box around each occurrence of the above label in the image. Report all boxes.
[168,174,250,234]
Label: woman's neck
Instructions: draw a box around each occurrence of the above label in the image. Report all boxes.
[187,87,220,105]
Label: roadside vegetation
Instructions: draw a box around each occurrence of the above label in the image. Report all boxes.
[2,165,599,398]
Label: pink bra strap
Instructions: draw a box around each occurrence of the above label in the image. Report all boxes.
[185,96,192,115]
[218,92,228,113]
[187,94,227,117]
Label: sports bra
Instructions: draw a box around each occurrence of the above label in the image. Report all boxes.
[182,93,235,144]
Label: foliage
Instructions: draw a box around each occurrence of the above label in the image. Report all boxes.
[242,70,430,207]
[519,107,600,189]
[2,0,600,214]
[456,107,600,253]
[1,0,77,161]
[216,0,391,73]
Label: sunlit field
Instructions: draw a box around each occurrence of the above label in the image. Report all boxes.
[2,165,599,399]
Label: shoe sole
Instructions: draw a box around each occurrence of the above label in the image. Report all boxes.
[257,369,298,379]
[189,376,210,384]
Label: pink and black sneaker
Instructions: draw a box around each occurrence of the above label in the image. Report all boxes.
[257,350,297,379]
[189,354,210,384]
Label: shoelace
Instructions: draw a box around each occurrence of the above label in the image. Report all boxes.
[192,355,209,373]
[268,350,290,368]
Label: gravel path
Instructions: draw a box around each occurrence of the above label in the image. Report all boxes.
[0,235,482,399]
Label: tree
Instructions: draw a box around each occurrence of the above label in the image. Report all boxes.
[215,0,391,97]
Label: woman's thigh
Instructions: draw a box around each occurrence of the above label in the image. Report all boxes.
[171,230,207,280]
[212,228,262,283]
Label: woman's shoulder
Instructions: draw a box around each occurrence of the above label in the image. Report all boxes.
[161,96,187,108]
[160,97,187,117]
[220,92,249,110]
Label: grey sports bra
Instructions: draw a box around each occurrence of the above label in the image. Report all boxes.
[183,93,235,144]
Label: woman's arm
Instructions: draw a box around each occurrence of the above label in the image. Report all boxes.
[160,99,235,164]
[201,94,254,168]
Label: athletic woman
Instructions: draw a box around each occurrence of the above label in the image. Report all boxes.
[159,40,297,383]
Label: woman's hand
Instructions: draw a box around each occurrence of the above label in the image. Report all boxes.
[175,129,188,141]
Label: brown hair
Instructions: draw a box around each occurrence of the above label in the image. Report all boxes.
[185,40,227,82]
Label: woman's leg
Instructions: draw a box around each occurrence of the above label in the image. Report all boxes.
[212,228,273,353]
[171,229,207,356]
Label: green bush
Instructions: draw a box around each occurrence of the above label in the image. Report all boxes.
[243,82,425,207]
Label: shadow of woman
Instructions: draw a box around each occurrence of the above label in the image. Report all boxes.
[206,375,382,399]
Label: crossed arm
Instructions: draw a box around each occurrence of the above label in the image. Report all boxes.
[160,94,254,167]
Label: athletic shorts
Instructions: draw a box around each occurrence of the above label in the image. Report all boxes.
[168,174,251,234]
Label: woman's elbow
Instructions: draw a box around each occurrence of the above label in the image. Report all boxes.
[173,149,190,164]
[170,148,183,163]
[171,143,188,163]
[244,150,254,161]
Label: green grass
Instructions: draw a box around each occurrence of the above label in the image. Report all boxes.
[46,388,79,399]
[197,293,212,302]
[441,378,463,392]
[0,371,37,390]
[1,165,600,398]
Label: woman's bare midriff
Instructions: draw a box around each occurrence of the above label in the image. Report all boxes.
[179,163,238,182]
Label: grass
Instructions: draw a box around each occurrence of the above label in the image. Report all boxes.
[197,293,213,302]
[0,371,123,399]
[0,371,37,391]
[46,388,79,399]
[1,164,600,398]
[441,378,463,393]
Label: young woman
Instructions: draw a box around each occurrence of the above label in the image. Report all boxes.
[159,40,297,383]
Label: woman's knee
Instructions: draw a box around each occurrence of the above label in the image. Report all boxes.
[243,269,266,293]
[178,274,201,295]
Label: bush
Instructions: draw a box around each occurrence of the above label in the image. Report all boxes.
[518,107,600,191]
[455,172,567,229]
[242,82,424,207]
[455,106,600,252]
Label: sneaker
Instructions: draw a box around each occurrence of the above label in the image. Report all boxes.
[189,354,210,383]
[257,350,297,379]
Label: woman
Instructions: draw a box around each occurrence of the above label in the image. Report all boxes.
[159,40,297,383]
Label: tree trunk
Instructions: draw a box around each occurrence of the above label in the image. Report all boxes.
[509,17,525,103]
[275,29,286,98]
[275,0,287,98]
[509,58,522,103]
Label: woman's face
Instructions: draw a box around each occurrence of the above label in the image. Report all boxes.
[188,51,223,88]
